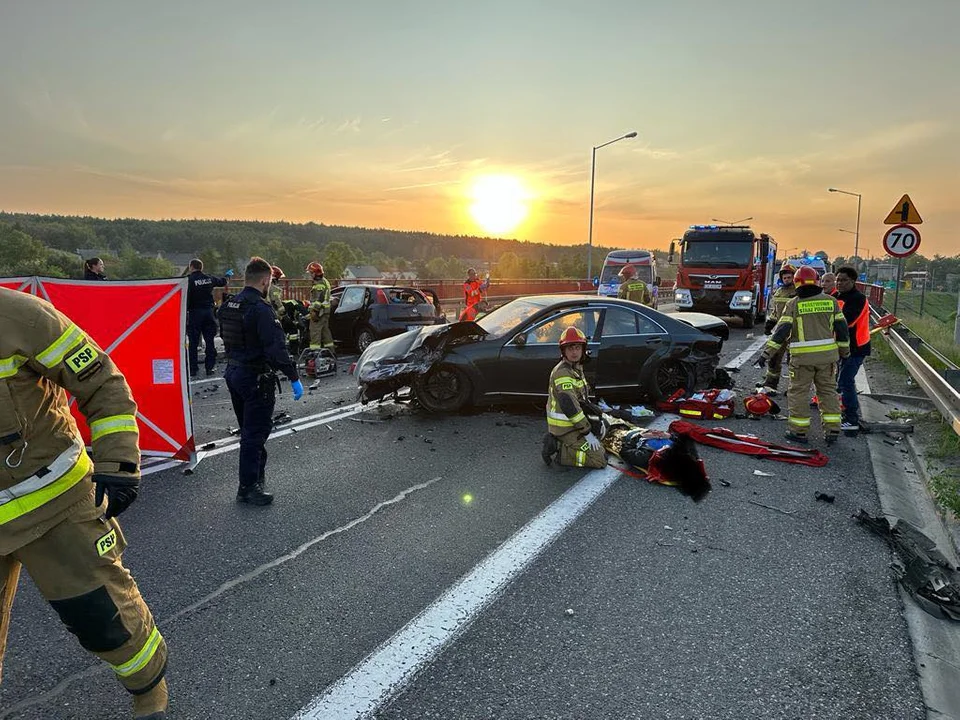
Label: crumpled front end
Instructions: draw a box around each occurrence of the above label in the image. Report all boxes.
[356,322,485,403]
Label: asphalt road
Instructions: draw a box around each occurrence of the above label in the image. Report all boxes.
[0,325,928,719]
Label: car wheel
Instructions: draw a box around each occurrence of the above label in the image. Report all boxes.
[650,359,690,400]
[413,365,472,413]
[356,326,376,352]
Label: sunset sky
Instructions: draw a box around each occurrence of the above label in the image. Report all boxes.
[1,0,958,257]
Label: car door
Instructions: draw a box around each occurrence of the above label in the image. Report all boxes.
[330,285,367,344]
[494,308,601,399]
[592,305,667,399]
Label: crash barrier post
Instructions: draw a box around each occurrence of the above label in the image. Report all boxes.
[870,303,960,437]
[0,276,196,462]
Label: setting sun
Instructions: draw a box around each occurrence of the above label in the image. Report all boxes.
[467,174,531,236]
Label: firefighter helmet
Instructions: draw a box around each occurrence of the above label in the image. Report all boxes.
[559,326,588,350]
[794,265,819,287]
[779,263,796,279]
[744,393,775,418]
[305,261,323,276]
[271,265,285,280]
[619,265,635,280]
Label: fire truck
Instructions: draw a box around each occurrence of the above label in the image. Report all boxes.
[668,224,777,328]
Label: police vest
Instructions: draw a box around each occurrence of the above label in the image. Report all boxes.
[218,294,259,353]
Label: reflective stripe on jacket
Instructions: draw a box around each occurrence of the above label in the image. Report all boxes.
[768,285,796,323]
[546,360,592,437]
[618,280,652,306]
[765,291,850,366]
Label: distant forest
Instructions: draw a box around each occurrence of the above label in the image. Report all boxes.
[0,211,654,282]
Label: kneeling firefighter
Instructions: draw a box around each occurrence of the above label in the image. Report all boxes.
[541,326,607,469]
[0,287,168,717]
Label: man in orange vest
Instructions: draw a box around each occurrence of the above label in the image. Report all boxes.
[834,266,871,432]
[459,268,489,322]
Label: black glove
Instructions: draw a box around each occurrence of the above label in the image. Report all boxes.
[764,320,775,335]
[93,474,140,518]
[755,355,768,369]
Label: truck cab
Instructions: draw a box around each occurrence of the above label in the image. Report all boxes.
[669,225,777,328]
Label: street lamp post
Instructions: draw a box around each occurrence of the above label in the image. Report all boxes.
[587,131,638,281]
[711,216,753,226]
[828,188,862,260]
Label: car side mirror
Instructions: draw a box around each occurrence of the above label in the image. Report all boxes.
[592,276,600,288]
[668,241,676,264]
[514,333,527,347]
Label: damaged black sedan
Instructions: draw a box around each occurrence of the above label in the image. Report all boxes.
[355,295,726,413]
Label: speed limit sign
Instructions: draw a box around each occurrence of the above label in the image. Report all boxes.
[882,223,921,258]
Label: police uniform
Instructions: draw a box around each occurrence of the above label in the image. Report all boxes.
[545,360,606,469]
[763,284,849,441]
[218,286,300,502]
[309,276,334,350]
[617,278,652,306]
[761,282,796,390]
[0,288,168,716]
[186,269,228,377]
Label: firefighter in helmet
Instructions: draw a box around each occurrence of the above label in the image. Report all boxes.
[305,262,334,352]
[617,265,653,307]
[759,263,797,392]
[269,265,286,320]
[0,287,168,717]
[541,326,607,468]
[760,265,849,444]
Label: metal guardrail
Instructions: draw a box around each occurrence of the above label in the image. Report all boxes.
[871,304,960,436]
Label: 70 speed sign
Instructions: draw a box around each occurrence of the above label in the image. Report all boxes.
[882,223,921,258]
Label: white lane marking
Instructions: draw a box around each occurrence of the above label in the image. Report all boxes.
[189,376,223,386]
[724,335,768,371]
[291,328,763,720]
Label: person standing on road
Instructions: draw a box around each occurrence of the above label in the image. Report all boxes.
[617,265,652,307]
[305,262,335,352]
[459,267,490,322]
[760,266,849,444]
[759,263,797,393]
[269,266,286,320]
[219,258,303,506]
[541,326,607,468]
[0,287,169,718]
[83,257,108,281]
[186,258,231,379]
[834,266,871,431]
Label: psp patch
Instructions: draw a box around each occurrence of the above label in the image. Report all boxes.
[95,528,118,557]
[65,343,103,381]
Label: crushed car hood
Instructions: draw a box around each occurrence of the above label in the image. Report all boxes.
[355,321,486,403]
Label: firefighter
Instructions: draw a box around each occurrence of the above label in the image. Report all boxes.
[186,258,230,379]
[541,326,607,469]
[269,265,286,320]
[616,265,652,306]
[305,262,335,352]
[759,265,849,444]
[219,258,303,506]
[759,263,797,392]
[0,287,168,717]
[459,267,489,322]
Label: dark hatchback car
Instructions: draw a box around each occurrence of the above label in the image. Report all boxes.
[330,284,443,351]
[355,294,727,413]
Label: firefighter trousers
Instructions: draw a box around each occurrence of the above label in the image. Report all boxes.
[787,363,843,436]
[556,431,607,469]
[763,345,787,389]
[309,312,334,349]
[0,490,167,696]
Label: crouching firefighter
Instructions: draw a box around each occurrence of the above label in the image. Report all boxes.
[219,258,304,506]
[0,287,168,718]
[541,326,607,469]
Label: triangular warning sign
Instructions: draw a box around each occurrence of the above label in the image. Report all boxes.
[884,194,923,225]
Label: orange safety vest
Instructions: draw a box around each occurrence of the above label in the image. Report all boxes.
[849,299,870,348]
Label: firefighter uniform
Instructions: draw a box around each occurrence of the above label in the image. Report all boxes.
[0,288,167,716]
[308,274,334,350]
[269,266,286,321]
[459,271,489,322]
[763,278,849,441]
[761,281,796,390]
[545,350,606,469]
[617,278,652,306]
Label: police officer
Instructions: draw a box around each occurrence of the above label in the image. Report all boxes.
[305,262,335,351]
[541,326,607,468]
[0,287,168,718]
[186,258,231,379]
[218,257,303,506]
[617,265,652,306]
[760,266,849,444]
[759,263,796,393]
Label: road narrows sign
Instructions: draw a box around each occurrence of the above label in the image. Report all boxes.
[882,223,921,258]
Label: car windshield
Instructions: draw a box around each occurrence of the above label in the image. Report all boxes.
[600,263,652,285]
[476,298,544,337]
[682,237,753,267]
